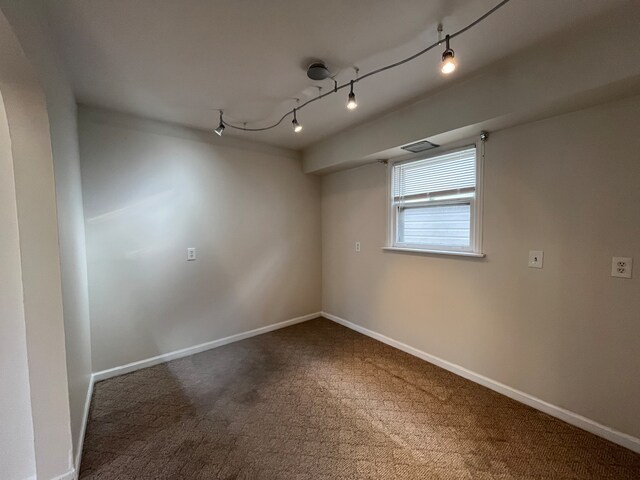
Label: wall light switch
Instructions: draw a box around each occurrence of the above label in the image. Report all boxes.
[187,247,196,261]
[611,257,632,278]
[355,242,361,253]
[528,250,543,269]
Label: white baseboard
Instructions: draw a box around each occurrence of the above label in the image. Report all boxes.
[73,374,95,479]
[321,311,640,454]
[49,468,75,480]
[92,312,320,383]
[20,445,77,479]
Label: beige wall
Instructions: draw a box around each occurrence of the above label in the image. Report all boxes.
[80,107,322,372]
[321,95,640,440]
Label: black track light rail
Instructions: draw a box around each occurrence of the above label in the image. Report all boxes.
[221,0,512,133]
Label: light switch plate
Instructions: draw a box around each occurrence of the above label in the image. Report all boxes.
[528,250,543,269]
[611,257,632,278]
[187,247,196,261]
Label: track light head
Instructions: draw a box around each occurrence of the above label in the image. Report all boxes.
[347,92,357,110]
[346,80,358,110]
[292,109,302,133]
[441,35,457,74]
[214,111,225,136]
[441,50,456,74]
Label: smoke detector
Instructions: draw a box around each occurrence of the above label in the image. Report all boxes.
[307,62,332,81]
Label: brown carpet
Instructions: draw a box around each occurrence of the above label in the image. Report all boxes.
[80,318,640,479]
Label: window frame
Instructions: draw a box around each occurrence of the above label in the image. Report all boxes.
[385,139,484,257]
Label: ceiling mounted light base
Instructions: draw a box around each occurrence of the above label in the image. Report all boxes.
[307,62,332,81]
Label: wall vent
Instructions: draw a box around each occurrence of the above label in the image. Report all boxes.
[401,140,439,153]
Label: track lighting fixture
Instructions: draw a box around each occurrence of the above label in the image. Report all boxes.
[346,80,358,110]
[292,109,302,133]
[214,0,511,135]
[441,35,457,75]
[214,111,225,136]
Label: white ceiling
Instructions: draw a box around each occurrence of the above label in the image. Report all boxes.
[43,0,626,150]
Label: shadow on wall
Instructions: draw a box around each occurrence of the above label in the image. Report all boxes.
[86,182,298,361]
[81,117,320,372]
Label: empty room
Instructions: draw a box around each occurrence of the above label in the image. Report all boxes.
[2,0,640,479]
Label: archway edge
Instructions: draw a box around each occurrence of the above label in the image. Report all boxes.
[0,9,74,480]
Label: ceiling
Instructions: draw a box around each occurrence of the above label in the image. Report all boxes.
[43,0,626,150]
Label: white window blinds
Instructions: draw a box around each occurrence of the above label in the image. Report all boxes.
[398,203,471,247]
[391,146,478,251]
[392,147,476,202]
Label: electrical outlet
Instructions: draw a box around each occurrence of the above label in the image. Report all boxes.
[611,257,632,279]
[355,242,361,253]
[528,250,543,269]
[187,247,196,261]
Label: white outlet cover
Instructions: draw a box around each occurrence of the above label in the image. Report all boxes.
[187,247,196,261]
[611,256,632,279]
[355,242,361,252]
[528,250,543,269]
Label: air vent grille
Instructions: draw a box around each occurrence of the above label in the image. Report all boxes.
[401,140,440,153]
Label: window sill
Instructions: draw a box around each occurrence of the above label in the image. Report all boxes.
[382,247,486,258]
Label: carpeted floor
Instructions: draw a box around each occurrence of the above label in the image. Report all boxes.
[80,318,640,479]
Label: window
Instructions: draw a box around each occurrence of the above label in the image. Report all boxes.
[388,145,483,255]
